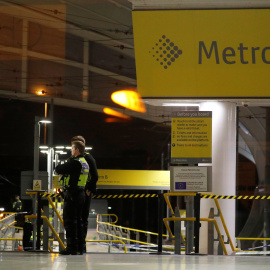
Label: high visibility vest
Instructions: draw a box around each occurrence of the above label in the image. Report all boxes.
[13,200,22,211]
[60,157,89,188]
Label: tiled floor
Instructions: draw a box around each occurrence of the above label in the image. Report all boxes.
[0,252,269,270]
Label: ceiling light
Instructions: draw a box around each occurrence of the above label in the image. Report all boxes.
[39,119,52,124]
[37,89,47,95]
[111,90,146,113]
[103,107,131,119]
[55,151,67,154]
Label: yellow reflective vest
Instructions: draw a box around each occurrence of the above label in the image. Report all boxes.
[60,157,89,188]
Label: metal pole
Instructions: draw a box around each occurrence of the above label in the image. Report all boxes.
[174,206,181,255]
[36,192,41,250]
[48,98,54,190]
[33,116,40,181]
[185,196,194,254]
[194,193,201,254]
[33,116,40,250]
[157,191,163,253]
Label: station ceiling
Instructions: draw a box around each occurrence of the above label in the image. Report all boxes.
[0,0,270,123]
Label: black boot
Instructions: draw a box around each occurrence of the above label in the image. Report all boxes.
[59,248,77,255]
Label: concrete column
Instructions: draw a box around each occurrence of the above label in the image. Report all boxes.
[199,101,237,254]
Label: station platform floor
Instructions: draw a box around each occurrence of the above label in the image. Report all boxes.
[0,252,269,270]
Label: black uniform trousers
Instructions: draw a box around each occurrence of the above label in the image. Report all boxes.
[81,193,92,247]
[63,188,85,252]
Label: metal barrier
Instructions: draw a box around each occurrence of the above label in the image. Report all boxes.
[163,192,239,255]
[96,214,171,252]
[235,237,270,251]
[25,214,65,250]
[86,240,127,253]
[0,213,23,251]
[163,216,228,255]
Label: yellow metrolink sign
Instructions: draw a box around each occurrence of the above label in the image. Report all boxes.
[132,9,270,98]
[97,169,170,190]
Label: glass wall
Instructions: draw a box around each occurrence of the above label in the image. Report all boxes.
[236,106,270,250]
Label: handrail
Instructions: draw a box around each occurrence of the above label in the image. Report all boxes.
[97,219,169,237]
[86,240,127,253]
[97,229,158,246]
[0,213,16,220]
[236,237,270,241]
[164,193,197,215]
[0,238,22,241]
[46,196,64,226]
[96,222,173,251]
[25,214,66,250]
[213,198,238,252]
[163,217,228,255]
[97,214,118,224]
[164,192,238,253]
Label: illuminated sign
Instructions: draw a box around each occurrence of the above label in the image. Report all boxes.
[133,9,270,97]
[97,169,169,190]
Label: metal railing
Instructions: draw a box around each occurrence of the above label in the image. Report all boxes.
[163,192,239,255]
[96,214,171,252]
[0,213,23,251]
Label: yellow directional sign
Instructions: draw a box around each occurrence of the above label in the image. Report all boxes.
[97,169,170,190]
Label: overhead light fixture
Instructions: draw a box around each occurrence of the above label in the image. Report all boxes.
[162,103,200,107]
[103,108,131,119]
[55,151,67,154]
[39,146,49,149]
[111,90,146,113]
[65,146,92,150]
[37,89,47,95]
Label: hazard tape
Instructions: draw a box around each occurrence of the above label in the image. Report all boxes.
[40,192,158,199]
[41,193,270,200]
[92,194,158,199]
[42,193,61,198]
[201,195,270,200]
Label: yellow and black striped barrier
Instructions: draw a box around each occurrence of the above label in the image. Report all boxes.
[201,195,270,200]
[92,193,158,199]
[40,192,158,199]
[40,192,270,200]
[42,193,62,198]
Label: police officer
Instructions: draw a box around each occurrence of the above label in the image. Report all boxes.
[55,140,89,255]
[71,135,98,253]
[13,195,22,232]
[13,195,22,212]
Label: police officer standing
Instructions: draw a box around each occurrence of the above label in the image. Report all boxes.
[71,135,98,253]
[13,195,22,212]
[13,195,22,232]
[55,141,89,255]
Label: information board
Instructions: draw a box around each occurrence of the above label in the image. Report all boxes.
[171,111,212,164]
[170,166,212,192]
